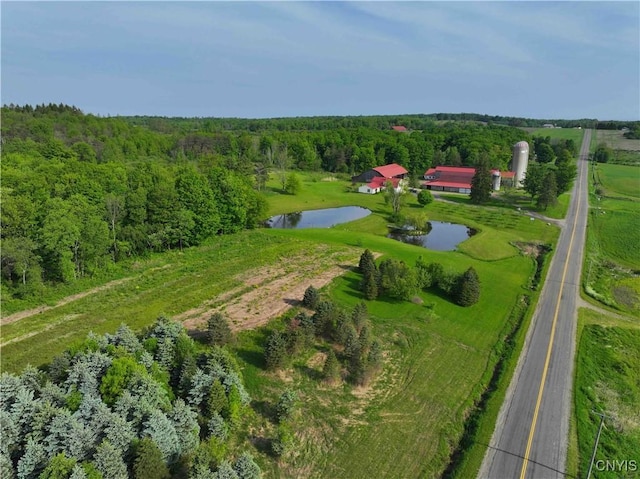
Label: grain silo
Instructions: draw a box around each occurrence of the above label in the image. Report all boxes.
[492,171,501,191]
[511,141,529,187]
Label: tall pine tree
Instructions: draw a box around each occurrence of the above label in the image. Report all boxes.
[470,156,492,204]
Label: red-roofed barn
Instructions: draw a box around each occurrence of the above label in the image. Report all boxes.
[352,163,408,194]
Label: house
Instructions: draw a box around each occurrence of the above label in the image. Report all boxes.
[357,177,402,194]
[392,125,408,132]
[352,163,408,184]
[422,166,514,193]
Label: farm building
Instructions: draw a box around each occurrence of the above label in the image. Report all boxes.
[422,166,515,193]
[391,125,408,132]
[351,163,408,184]
[357,176,402,194]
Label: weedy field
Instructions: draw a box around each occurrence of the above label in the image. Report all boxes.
[586,162,640,314]
[595,129,640,166]
[570,309,640,479]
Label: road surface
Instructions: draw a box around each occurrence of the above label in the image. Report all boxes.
[479,129,592,479]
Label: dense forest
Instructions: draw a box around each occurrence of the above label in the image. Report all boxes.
[1,103,590,302]
[0,316,261,479]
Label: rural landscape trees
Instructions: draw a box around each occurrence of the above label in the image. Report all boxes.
[0,318,258,478]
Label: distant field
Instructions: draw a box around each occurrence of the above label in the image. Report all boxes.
[572,311,640,479]
[595,129,640,166]
[529,127,585,143]
[596,129,640,151]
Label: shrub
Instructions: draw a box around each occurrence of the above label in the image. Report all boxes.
[417,189,434,206]
[302,285,319,309]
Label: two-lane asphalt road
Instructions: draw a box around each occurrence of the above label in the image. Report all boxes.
[479,129,592,479]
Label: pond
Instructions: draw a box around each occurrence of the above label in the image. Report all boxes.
[266,206,371,229]
[387,221,477,251]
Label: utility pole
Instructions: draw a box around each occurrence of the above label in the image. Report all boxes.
[586,411,608,479]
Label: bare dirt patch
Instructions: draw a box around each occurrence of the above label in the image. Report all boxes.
[181,248,360,334]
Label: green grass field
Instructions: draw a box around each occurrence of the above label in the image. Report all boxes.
[530,127,585,144]
[585,162,640,314]
[572,310,640,479]
[1,170,563,478]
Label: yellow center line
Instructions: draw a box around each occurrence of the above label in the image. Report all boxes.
[519,134,588,479]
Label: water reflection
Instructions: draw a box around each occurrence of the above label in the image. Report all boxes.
[388,221,476,251]
[267,206,371,229]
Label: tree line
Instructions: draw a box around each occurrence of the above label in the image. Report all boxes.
[2,105,531,299]
[359,250,480,307]
[0,317,261,479]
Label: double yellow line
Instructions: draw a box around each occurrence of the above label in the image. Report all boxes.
[519,135,588,479]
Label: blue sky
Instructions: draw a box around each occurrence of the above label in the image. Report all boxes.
[2,1,639,120]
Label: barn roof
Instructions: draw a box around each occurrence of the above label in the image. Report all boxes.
[392,125,407,132]
[373,163,408,178]
[368,176,400,188]
[426,180,471,189]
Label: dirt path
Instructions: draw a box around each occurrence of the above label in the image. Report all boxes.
[1,277,134,325]
[577,297,639,324]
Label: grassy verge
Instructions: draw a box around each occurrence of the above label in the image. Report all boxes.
[573,309,640,479]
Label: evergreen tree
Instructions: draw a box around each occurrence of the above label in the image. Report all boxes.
[224,384,243,428]
[271,423,294,457]
[143,409,181,463]
[133,438,170,479]
[537,170,558,210]
[351,302,368,333]
[362,269,378,300]
[207,313,232,347]
[264,331,288,370]
[470,156,492,204]
[214,460,239,479]
[343,326,360,359]
[455,267,481,306]
[0,452,15,479]
[207,379,228,417]
[16,437,46,479]
[170,398,200,456]
[68,464,88,479]
[322,349,341,384]
[274,389,297,423]
[92,441,128,479]
[358,249,376,275]
[207,413,229,441]
[367,340,383,370]
[302,285,319,309]
[233,452,261,479]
